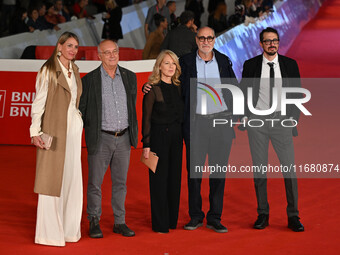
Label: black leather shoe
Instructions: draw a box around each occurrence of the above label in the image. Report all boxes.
[254,214,269,229]
[183,219,203,230]
[89,216,103,238]
[288,216,304,232]
[113,224,135,237]
[206,222,228,233]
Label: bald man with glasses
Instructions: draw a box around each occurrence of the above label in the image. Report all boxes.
[180,27,238,233]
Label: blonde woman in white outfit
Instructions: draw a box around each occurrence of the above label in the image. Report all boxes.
[30,32,83,246]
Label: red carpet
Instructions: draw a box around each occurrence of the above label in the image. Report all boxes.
[1,0,340,254]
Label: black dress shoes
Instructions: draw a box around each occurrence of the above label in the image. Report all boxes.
[206,222,228,233]
[113,224,135,237]
[183,219,203,230]
[254,214,269,229]
[89,216,103,238]
[288,216,304,232]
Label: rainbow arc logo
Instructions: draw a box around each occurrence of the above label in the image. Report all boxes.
[197,82,222,106]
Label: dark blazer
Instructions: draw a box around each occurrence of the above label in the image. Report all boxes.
[179,49,238,140]
[240,54,302,136]
[79,65,138,155]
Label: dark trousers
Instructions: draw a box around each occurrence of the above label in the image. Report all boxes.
[185,114,234,224]
[247,113,299,217]
[149,122,183,232]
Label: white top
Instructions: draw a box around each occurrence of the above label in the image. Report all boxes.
[29,59,76,137]
[57,58,78,109]
[30,67,49,137]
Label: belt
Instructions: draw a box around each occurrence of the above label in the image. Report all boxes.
[102,128,128,137]
[196,110,231,119]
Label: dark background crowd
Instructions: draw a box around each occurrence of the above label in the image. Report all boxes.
[1,0,277,55]
[0,0,144,37]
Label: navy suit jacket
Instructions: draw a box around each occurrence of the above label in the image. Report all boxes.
[179,49,238,141]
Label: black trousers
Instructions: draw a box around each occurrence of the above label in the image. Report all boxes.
[149,122,183,232]
[185,114,234,224]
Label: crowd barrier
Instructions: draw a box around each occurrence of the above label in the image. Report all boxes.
[30,46,143,61]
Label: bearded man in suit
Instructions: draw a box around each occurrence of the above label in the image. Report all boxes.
[240,27,304,232]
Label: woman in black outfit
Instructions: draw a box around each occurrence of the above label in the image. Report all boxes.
[102,0,123,41]
[142,50,183,233]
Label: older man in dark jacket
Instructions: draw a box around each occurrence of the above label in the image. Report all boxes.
[79,39,138,239]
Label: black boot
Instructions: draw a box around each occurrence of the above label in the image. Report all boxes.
[89,216,103,238]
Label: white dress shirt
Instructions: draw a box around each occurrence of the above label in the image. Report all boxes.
[256,54,282,112]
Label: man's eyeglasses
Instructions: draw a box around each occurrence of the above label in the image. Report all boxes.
[100,50,119,56]
[262,39,280,45]
[197,36,215,42]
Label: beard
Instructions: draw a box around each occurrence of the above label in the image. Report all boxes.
[265,47,277,56]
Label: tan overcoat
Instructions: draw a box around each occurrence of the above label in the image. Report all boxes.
[34,59,82,197]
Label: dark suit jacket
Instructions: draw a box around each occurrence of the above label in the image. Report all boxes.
[240,54,302,136]
[79,65,138,155]
[179,49,238,140]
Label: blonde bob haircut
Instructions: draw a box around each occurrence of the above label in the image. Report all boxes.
[148,50,181,86]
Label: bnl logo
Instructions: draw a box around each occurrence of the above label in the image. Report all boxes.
[0,90,6,118]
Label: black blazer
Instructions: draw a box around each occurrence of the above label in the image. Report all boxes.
[240,54,302,136]
[79,65,138,155]
[179,49,238,140]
